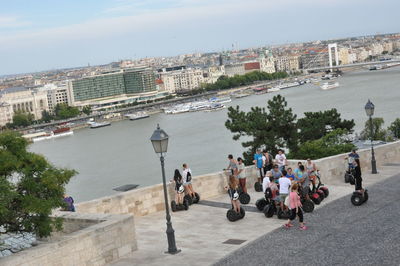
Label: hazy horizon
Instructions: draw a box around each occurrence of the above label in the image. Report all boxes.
[1,0,399,76]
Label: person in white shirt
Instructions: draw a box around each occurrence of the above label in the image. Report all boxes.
[182,163,195,198]
[278,175,291,210]
[275,149,287,172]
[263,171,272,193]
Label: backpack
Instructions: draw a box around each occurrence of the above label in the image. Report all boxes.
[264,187,272,199]
[186,171,192,182]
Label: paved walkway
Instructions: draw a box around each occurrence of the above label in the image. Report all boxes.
[111,165,400,266]
[215,171,400,266]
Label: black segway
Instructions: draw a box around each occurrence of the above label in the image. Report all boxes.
[351,189,368,206]
[171,199,189,212]
[184,192,201,205]
[226,207,245,222]
[256,186,273,211]
[171,185,189,212]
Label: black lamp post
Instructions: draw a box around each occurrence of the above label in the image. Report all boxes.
[150,124,180,254]
[365,100,378,174]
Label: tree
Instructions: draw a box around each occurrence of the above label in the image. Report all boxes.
[82,106,92,116]
[41,110,54,123]
[360,117,387,141]
[291,129,355,160]
[11,111,34,128]
[54,104,80,120]
[297,109,355,144]
[388,118,400,139]
[225,95,297,164]
[0,131,76,238]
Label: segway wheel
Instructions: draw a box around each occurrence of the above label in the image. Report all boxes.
[311,193,321,205]
[263,204,275,218]
[363,190,368,203]
[317,190,325,201]
[302,200,315,213]
[351,193,363,206]
[256,198,267,211]
[239,207,245,219]
[254,182,263,192]
[239,193,251,205]
[192,192,200,203]
[171,201,177,212]
[183,200,189,210]
[226,209,238,222]
[277,208,284,219]
[320,187,329,198]
[184,194,193,205]
[344,173,351,183]
[349,176,355,185]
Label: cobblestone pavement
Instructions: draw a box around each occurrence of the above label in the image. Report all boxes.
[112,165,400,266]
[215,172,400,266]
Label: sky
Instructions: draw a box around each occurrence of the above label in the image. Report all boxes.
[0,0,399,76]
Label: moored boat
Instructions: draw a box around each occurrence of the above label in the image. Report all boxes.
[320,81,339,90]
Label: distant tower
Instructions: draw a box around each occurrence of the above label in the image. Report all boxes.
[219,54,223,66]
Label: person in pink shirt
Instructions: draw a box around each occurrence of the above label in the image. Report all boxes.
[284,183,307,230]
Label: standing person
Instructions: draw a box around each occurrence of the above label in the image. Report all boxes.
[226,154,238,176]
[354,159,364,193]
[279,173,292,211]
[262,171,272,194]
[305,159,317,191]
[286,167,296,181]
[237,157,247,193]
[225,175,241,213]
[183,163,195,198]
[284,183,307,230]
[171,169,184,205]
[275,149,287,172]
[63,194,75,212]
[263,150,274,175]
[294,164,305,182]
[271,164,283,183]
[253,148,264,184]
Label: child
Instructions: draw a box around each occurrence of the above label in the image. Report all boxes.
[286,168,296,181]
[284,183,307,230]
[225,175,241,213]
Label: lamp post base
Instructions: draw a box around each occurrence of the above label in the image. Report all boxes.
[165,249,181,255]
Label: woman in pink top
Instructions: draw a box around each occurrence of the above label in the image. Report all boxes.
[284,183,307,230]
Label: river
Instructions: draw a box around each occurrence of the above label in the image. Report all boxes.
[30,67,400,202]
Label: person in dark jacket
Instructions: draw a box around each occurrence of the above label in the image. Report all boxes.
[354,159,364,193]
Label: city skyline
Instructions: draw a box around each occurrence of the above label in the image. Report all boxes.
[1,0,399,76]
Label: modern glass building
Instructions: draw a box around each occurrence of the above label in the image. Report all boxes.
[72,68,156,102]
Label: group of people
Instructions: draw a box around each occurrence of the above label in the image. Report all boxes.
[171,163,195,205]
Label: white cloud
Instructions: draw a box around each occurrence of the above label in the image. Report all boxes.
[0,15,31,29]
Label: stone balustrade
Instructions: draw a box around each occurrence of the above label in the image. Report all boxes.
[0,212,137,266]
[76,141,400,217]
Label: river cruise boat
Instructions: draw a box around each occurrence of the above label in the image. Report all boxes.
[32,127,73,142]
[87,120,111,128]
[125,111,149,121]
[320,81,339,90]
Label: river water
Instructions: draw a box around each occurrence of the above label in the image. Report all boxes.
[30,67,400,202]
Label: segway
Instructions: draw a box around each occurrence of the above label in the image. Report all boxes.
[256,187,273,211]
[315,171,329,198]
[263,202,276,218]
[276,206,291,219]
[171,199,189,212]
[184,192,201,205]
[301,198,315,213]
[171,185,189,212]
[351,189,368,206]
[226,207,245,222]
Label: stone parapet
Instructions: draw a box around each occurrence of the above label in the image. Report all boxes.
[76,141,400,217]
[0,212,137,266]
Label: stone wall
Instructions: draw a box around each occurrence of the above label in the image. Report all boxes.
[0,212,137,266]
[76,141,400,217]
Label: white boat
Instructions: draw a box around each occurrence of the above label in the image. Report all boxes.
[125,111,149,120]
[209,96,232,104]
[205,103,226,112]
[269,82,300,92]
[32,127,73,142]
[189,101,211,112]
[88,121,111,128]
[320,81,339,90]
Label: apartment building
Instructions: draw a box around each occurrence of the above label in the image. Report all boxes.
[160,68,205,93]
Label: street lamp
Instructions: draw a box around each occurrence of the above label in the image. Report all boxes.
[150,124,180,254]
[364,100,378,174]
